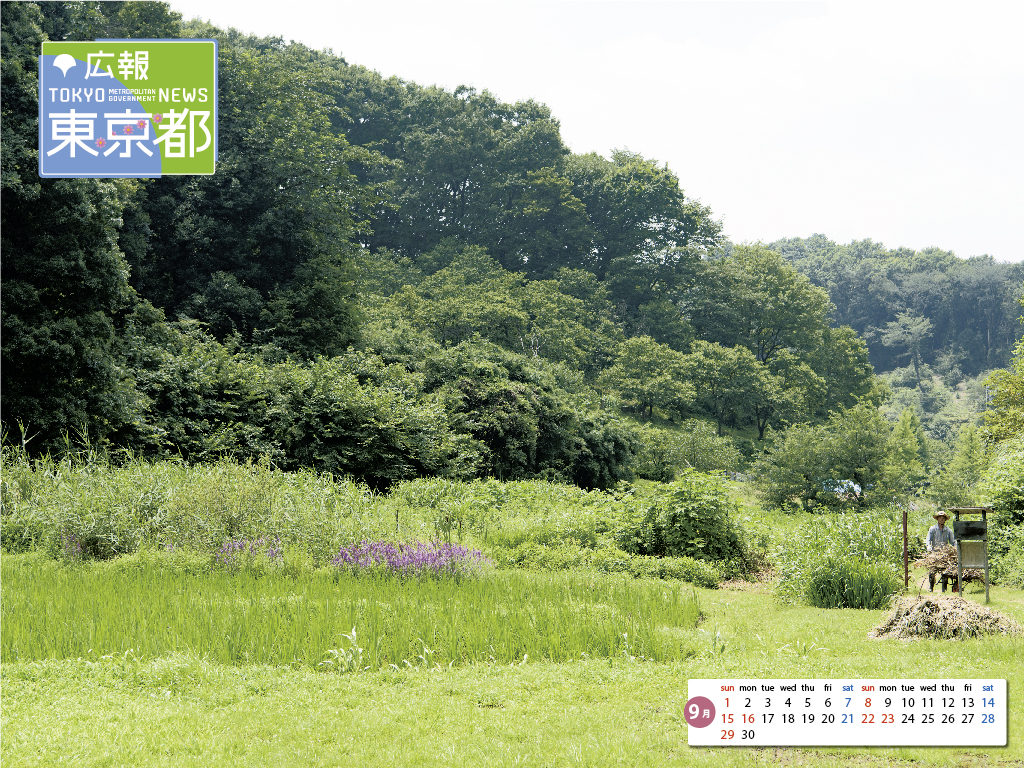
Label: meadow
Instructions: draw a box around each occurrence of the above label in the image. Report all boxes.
[2,453,1022,767]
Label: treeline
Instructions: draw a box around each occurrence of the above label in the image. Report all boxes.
[771,235,1023,378]
[2,2,1020,499]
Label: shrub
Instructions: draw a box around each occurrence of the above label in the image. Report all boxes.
[989,523,1024,589]
[805,557,900,609]
[614,471,748,565]
[632,421,741,481]
[485,506,598,550]
[979,437,1024,526]
[99,545,211,576]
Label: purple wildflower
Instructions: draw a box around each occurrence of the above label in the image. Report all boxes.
[61,527,83,561]
[215,536,284,568]
[331,540,490,579]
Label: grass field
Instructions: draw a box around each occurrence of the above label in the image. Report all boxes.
[3,455,1021,766]
[1,554,702,667]
[3,555,1022,768]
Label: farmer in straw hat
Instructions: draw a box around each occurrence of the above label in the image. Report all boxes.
[927,511,956,592]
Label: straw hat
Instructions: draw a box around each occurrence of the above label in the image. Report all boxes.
[933,511,949,520]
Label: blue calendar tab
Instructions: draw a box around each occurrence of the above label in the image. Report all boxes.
[687,679,1006,746]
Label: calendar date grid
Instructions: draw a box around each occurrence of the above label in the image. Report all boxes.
[686,679,1006,746]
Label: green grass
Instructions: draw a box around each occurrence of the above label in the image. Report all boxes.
[3,573,1022,767]
[1,554,702,668]
[3,453,1022,766]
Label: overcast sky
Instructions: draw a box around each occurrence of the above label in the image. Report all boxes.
[168,0,1024,262]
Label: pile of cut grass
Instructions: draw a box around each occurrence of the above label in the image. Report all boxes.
[914,545,984,581]
[869,595,1023,640]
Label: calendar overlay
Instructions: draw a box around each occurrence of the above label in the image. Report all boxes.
[687,679,1006,746]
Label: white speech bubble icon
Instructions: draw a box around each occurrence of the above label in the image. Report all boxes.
[53,54,77,76]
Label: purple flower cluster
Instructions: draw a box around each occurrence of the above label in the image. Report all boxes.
[215,536,283,568]
[61,527,83,561]
[331,540,490,579]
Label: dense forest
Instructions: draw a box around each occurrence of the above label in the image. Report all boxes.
[3,1,1023,507]
[770,235,1022,377]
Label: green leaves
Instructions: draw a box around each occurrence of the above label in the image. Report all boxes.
[135,33,389,356]
[598,337,693,419]
[615,472,749,567]
[774,508,910,606]
[754,403,900,510]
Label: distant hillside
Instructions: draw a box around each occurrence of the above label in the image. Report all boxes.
[771,235,1023,376]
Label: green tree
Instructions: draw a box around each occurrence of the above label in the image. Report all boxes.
[355,84,568,261]
[811,325,882,417]
[598,337,693,419]
[887,408,926,492]
[135,26,387,357]
[879,311,934,388]
[978,436,1024,525]
[827,404,897,506]
[984,335,1024,444]
[755,403,896,509]
[563,150,722,279]
[1,3,142,449]
[930,423,987,507]
[692,244,833,366]
[754,423,831,510]
[681,342,764,435]
[491,168,594,278]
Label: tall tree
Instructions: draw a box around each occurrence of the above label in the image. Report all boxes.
[879,311,933,388]
[692,244,832,366]
[562,150,721,280]
[0,2,151,448]
[597,337,692,419]
[133,24,388,357]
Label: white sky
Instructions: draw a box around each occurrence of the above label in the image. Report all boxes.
[169,0,1024,262]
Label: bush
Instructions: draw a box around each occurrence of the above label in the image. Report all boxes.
[989,523,1024,589]
[805,557,900,609]
[98,545,211,576]
[979,437,1024,526]
[614,471,748,565]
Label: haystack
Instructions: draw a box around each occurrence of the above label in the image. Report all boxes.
[869,596,1022,640]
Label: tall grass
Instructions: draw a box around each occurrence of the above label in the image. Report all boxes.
[775,506,916,605]
[804,557,901,609]
[2,451,401,564]
[1,449,740,586]
[1,555,702,667]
